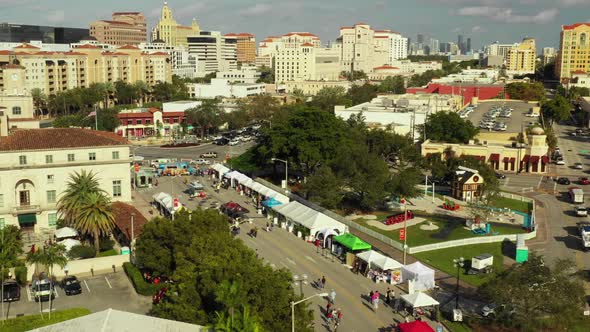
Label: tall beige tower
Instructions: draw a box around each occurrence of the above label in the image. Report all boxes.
[154,1,199,47]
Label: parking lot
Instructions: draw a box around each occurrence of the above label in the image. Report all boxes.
[3,271,151,318]
[467,101,538,133]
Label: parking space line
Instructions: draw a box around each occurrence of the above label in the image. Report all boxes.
[26,285,32,301]
[84,280,91,293]
[537,176,544,188]
[53,287,59,298]
[105,276,112,289]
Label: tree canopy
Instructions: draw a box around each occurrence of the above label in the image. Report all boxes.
[421,111,479,143]
[308,86,352,112]
[541,95,571,126]
[505,82,545,101]
[135,210,314,331]
[377,76,406,94]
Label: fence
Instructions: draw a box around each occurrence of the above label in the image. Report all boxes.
[26,253,130,280]
[408,230,537,254]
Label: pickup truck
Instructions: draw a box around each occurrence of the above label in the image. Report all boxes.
[199,152,217,158]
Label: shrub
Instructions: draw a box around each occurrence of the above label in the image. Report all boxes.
[14,266,27,286]
[68,245,96,259]
[99,238,115,252]
[0,308,91,332]
[123,262,161,296]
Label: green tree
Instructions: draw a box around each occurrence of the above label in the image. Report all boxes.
[214,306,265,332]
[31,88,47,117]
[421,111,479,143]
[309,86,352,112]
[542,95,571,126]
[479,254,585,331]
[215,280,246,322]
[301,166,344,208]
[186,99,223,138]
[505,82,545,101]
[57,170,106,225]
[347,83,378,105]
[115,80,138,105]
[224,108,250,130]
[43,243,68,319]
[377,76,406,94]
[340,70,368,81]
[256,66,274,83]
[291,88,306,103]
[238,94,280,121]
[75,192,116,255]
[388,167,424,199]
[134,217,176,276]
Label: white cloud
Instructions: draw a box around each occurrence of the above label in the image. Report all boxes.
[456,6,558,24]
[471,25,486,33]
[559,0,590,6]
[46,10,65,24]
[239,3,273,16]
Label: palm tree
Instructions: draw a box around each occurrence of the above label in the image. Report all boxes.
[75,192,115,255]
[26,248,46,318]
[1,226,23,321]
[31,88,47,118]
[213,305,263,332]
[215,280,244,321]
[44,244,67,319]
[134,80,150,106]
[102,82,116,109]
[57,170,106,226]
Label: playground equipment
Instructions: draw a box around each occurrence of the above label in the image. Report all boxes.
[442,200,460,211]
[384,211,414,225]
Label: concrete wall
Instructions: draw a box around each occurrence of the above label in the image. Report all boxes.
[26,253,130,280]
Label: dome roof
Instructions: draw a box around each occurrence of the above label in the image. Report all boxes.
[530,127,545,135]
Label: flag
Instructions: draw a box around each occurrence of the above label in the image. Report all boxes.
[86,111,97,118]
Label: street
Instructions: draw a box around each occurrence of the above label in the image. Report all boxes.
[131,141,254,161]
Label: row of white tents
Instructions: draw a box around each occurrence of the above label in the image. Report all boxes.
[211,164,289,204]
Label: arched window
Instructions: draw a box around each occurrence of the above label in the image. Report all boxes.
[12,106,21,115]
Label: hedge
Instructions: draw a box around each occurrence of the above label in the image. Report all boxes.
[68,245,96,259]
[0,308,91,332]
[123,262,161,296]
[14,266,27,286]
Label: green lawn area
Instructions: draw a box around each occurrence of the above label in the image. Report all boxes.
[0,308,91,332]
[97,249,119,257]
[414,242,506,287]
[227,148,259,173]
[491,196,532,214]
[442,319,473,332]
[353,214,525,247]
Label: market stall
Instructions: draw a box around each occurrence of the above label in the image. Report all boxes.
[314,227,342,249]
[401,261,436,292]
[332,233,372,265]
[400,292,439,322]
[272,201,347,239]
[397,320,435,332]
[152,192,183,219]
[220,201,250,219]
[210,163,230,180]
[355,250,403,284]
[55,227,78,240]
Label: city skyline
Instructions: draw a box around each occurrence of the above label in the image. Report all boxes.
[0,0,588,49]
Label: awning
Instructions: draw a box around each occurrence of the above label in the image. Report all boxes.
[18,213,37,226]
[541,155,550,164]
[262,197,282,208]
[510,157,516,162]
[55,227,78,239]
[401,292,440,308]
[333,233,372,251]
[489,153,500,162]
[211,163,230,174]
[272,201,346,233]
[530,156,540,163]
[398,320,435,332]
[522,155,530,163]
[503,157,510,163]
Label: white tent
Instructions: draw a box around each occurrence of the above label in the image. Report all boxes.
[315,228,342,246]
[272,201,347,234]
[58,238,82,252]
[401,261,435,291]
[356,250,403,271]
[401,292,439,308]
[55,227,78,239]
[210,164,230,179]
[265,190,290,204]
[357,250,384,265]
[152,192,181,214]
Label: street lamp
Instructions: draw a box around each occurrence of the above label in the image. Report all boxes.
[291,293,328,332]
[453,257,465,309]
[292,274,308,296]
[271,158,288,192]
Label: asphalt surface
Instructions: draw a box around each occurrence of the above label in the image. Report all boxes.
[131,141,255,162]
[467,101,539,133]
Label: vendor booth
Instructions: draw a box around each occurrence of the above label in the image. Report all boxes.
[356,250,403,284]
[210,163,230,180]
[152,192,183,219]
[400,292,439,322]
[272,201,347,239]
[55,227,78,240]
[332,233,371,266]
[134,167,156,188]
[401,262,436,293]
[220,201,250,219]
[397,321,435,332]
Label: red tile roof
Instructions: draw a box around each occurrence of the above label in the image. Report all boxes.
[15,43,40,49]
[572,70,588,74]
[118,44,140,50]
[563,23,590,30]
[112,202,148,241]
[76,44,100,49]
[162,112,185,117]
[374,65,399,70]
[148,107,161,113]
[63,51,87,56]
[99,20,132,25]
[0,50,13,55]
[7,117,35,122]
[340,26,354,30]
[113,12,141,15]
[237,33,254,37]
[1,63,24,69]
[224,33,237,36]
[0,128,129,151]
[301,42,314,47]
[374,29,391,33]
[374,36,389,39]
[284,32,317,37]
[150,52,169,56]
[118,112,153,119]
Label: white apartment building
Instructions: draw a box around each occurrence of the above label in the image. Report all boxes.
[216,66,260,84]
[258,33,321,58]
[187,31,238,76]
[274,43,340,83]
[138,41,199,79]
[0,128,131,234]
[484,42,517,60]
[188,80,265,99]
[0,64,40,133]
[391,60,443,75]
[374,30,408,63]
[284,80,351,95]
[336,23,389,73]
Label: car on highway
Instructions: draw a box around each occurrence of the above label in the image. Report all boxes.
[556,177,571,185]
[579,177,590,185]
[228,139,240,146]
[199,152,217,158]
[61,276,82,296]
[575,162,584,170]
[1,280,20,302]
[576,206,588,217]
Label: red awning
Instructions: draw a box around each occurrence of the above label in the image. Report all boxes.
[530,156,540,163]
[503,157,510,163]
[541,156,550,164]
[522,155,530,163]
[510,157,516,162]
[398,321,435,332]
[489,153,500,162]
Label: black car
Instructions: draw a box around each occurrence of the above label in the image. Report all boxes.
[556,177,571,185]
[1,280,20,302]
[61,276,82,296]
[215,138,229,146]
[495,172,506,179]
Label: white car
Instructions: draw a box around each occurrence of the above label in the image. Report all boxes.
[556,159,566,165]
[229,139,240,146]
[576,206,588,217]
[525,112,540,117]
[195,158,210,165]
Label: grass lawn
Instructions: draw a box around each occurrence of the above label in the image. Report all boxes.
[353,215,525,247]
[0,308,91,332]
[491,197,532,214]
[227,148,259,173]
[442,319,474,332]
[414,242,506,287]
[97,249,119,257]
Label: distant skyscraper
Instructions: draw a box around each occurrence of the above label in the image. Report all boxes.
[429,39,439,55]
[466,38,471,53]
[458,34,464,52]
[417,34,424,44]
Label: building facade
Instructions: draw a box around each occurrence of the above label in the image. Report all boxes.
[227,33,256,64]
[407,83,506,105]
[0,63,39,133]
[274,43,340,83]
[139,41,199,79]
[506,38,536,75]
[0,23,88,44]
[336,23,389,73]
[556,23,590,81]
[187,31,237,76]
[0,128,131,234]
[153,1,200,47]
[89,12,147,46]
[374,30,408,63]
[115,107,187,138]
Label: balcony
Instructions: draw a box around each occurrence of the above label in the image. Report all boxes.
[13,204,41,214]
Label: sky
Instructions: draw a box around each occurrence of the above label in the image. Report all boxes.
[1,0,589,49]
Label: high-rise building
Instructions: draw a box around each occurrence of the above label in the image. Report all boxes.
[417,34,425,44]
[90,12,146,46]
[556,23,590,81]
[187,31,237,76]
[466,38,471,53]
[153,1,200,47]
[458,35,464,53]
[225,33,256,64]
[374,30,408,62]
[506,37,536,75]
[336,23,389,73]
[429,39,439,55]
[542,47,556,65]
[0,23,88,44]
[484,41,516,59]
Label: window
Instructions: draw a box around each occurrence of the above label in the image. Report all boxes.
[48,213,58,227]
[47,174,54,184]
[136,119,142,125]
[12,106,21,115]
[89,152,96,161]
[127,120,133,125]
[45,155,53,164]
[47,190,56,204]
[19,155,27,165]
[68,153,75,162]
[112,151,120,160]
[112,180,122,197]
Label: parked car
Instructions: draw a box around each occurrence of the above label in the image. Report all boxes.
[228,139,240,146]
[199,152,217,158]
[195,158,210,165]
[575,162,584,170]
[556,157,566,165]
[576,206,588,217]
[579,177,590,185]
[215,138,229,146]
[188,181,204,190]
[525,111,540,117]
[32,275,54,302]
[557,177,571,185]
[1,280,20,302]
[61,276,82,296]
[493,123,507,131]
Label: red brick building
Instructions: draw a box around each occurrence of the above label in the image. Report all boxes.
[406,83,508,105]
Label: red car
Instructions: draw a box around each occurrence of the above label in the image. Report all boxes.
[579,177,590,185]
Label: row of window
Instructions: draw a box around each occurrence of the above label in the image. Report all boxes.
[0,213,62,229]
[18,151,120,166]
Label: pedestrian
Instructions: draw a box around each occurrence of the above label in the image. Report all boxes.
[329,289,336,304]
[334,309,343,331]
[369,290,374,302]
[327,308,334,322]
[321,275,326,289]
[372,291,380,310]
[326,302,332,317]
[266,222,270,232]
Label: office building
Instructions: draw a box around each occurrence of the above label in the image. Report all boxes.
[153,1,200,47]
[0,23,88,44]
[466,38,472,54]
[139,41,199,79]
[458,35,464,53]
[556,23,590,81]
[429,39,439,55]
[542,47,556,65]
[484,42,516,59]
[506,37,536,75]
[274,42,340,83]
[225,33,256,64]
[187,31,237,76]
[374,30,408,62]
[90,12,147,46]
[336,23,389,73]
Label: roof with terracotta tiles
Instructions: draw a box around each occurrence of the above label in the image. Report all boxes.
[112,202,148,241]
[0,128,129,151]
[283,32,317,37]
[15,43,40,49]
[374,65,399,70]
[563,23,590,30]
[76,44,101,49]
[0,50,14,55]
[301,42,314,47]
[150,52,169,56]
[118,45,140,50]
[98,20,132,25]
[118,112,153,119]
[224,33,237,36]
[237,33,254,37]
[1,63,24,69]
[572,70,588,74]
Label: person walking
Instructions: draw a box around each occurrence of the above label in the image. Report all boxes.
[385,288,391,305]
[326,302,332,318]
[333,309,342,332]
[372,291,380,310]
[321,276,326,289]
[329,289,336,304]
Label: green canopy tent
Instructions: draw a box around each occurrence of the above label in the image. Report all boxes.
[333,233,372,251]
